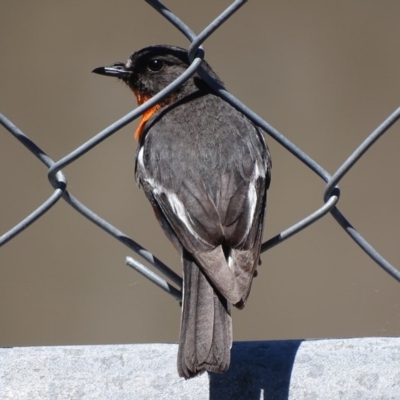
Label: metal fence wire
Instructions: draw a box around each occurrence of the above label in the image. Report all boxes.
[1,0,400,301]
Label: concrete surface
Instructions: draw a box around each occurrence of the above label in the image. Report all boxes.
[1,338,399,399]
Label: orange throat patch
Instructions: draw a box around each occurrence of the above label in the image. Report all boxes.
[134,91,161,141]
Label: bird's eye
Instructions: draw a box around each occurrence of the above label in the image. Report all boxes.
[147,59,164,72]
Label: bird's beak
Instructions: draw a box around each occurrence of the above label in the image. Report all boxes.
[92,63,131,79]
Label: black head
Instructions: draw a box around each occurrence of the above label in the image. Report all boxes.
[93,45,222,104]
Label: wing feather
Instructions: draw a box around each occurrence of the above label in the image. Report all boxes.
[136,95,270,306]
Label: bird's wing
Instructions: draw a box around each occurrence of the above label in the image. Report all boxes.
[136,120,270,305]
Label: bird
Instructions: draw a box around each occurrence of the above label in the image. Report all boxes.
[93,45,271,379]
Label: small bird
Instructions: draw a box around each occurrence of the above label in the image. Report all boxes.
[93,45,271,379]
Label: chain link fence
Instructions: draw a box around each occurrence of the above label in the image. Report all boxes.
[1,0,399,303]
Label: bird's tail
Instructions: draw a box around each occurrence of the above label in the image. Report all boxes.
[177,251,232,379]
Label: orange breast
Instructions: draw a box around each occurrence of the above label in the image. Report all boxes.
[133,91,161,141]
[134,105,161,141]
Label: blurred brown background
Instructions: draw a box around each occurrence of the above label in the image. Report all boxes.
[1,1,399,348]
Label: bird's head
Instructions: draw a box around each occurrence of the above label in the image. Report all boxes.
[93,44,221,106]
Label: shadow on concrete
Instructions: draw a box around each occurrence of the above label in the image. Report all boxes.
[209,340,302,400]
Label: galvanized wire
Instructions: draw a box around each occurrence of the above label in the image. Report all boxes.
[1,0,399,301]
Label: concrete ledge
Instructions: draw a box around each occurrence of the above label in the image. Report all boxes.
[1,338,399,399]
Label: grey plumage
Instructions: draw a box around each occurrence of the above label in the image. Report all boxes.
[136,91,270,377]
[93,45,271,378]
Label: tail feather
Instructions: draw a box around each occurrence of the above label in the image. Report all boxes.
[177,251,232,379]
